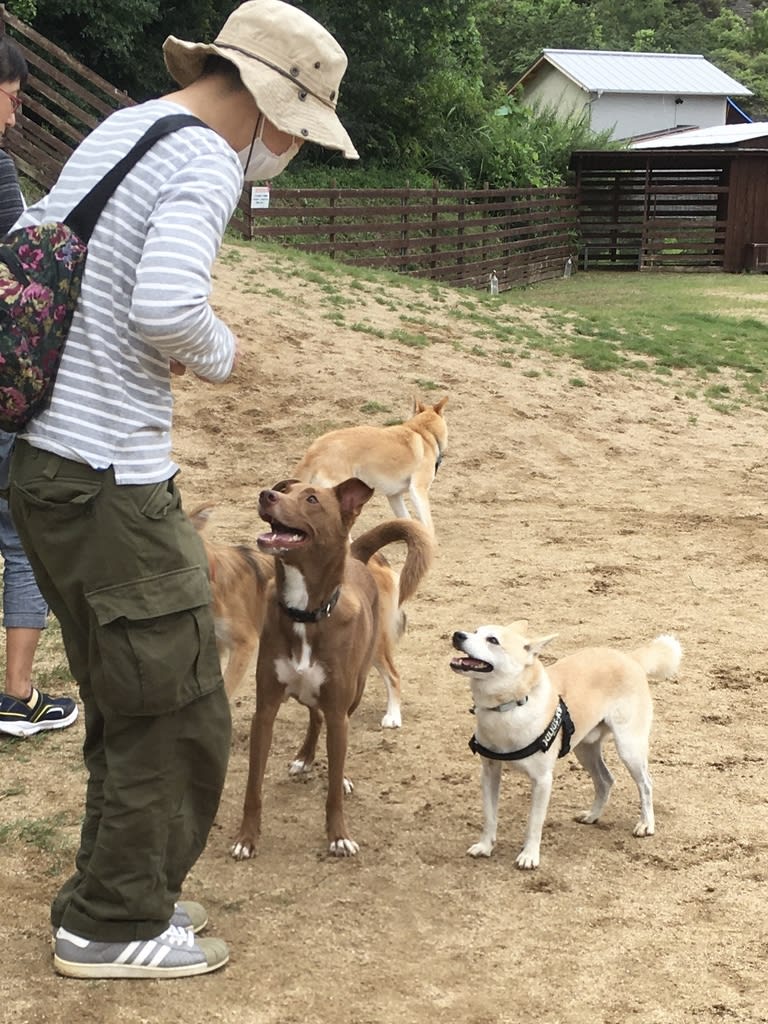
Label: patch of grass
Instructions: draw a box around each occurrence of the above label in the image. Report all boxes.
[350,322,387,338]
[0,810,76,875]
[360,401,391,414]
[389,329,430,349]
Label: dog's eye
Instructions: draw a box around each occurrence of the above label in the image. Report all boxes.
[306,494,319,504]
[487,636,500,645]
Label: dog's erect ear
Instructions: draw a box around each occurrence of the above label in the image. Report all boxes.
[506,619,529,636]
[412,394,426,414]
[335,477,374,525]
[432,395,449,415]
[188,503,216,533]
[525,633,558,657]
[271,478,300,494]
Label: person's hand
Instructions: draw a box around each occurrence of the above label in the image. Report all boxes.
[192,339,241,383]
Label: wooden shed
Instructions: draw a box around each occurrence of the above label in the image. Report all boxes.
[570,145,768,273]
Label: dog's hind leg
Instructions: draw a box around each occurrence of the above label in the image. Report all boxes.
[467,757,502,858]
[573,738,615,824]
[613,732,655,837]
[289,706,323,776]
[373,641,402,729]
[387,492,411,521]
[222,637,259,699]
[406,481,434,537]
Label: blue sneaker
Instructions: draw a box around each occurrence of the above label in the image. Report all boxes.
[0,688,78,737]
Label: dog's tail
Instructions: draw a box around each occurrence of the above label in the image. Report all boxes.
[350,520,434,606]
[629,634,683,680]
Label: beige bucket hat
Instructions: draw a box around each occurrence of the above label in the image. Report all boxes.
[163,0,358,158]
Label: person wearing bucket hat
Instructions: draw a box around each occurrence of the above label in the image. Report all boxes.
[163,0,358,161]
[8,0,357,981]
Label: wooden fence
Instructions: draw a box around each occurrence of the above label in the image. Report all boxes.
[0,4,133,192]
[239,185,579,289]
[576,162,728,272]
[5,5,755,289]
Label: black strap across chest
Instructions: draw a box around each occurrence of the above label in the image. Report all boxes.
[468,697,575,761]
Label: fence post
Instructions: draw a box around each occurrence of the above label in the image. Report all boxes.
[430,179,439,272]
[329,178,336,261]
[400,182,410,273]
[457,192,465,282]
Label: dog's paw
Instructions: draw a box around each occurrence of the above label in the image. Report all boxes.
[343,776,354,796]
[515,848,540,870]
[381,709,402,729]
[633,821,655,837]
[329,837,359,857]
[467,841,493,858]
[575,811,599,825]
[289,758,312,776]
[230,838,257,861]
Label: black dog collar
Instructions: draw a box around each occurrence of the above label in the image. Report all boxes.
[468,697,575,761]
[279,587,341,623]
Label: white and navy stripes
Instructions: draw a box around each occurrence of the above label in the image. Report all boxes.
[14,99,243,484]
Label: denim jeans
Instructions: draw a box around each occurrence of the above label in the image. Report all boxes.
[0,431,48,629]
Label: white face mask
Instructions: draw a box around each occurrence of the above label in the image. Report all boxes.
[238,118,300,181]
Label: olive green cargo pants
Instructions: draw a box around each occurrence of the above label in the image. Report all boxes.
[9,441,231,942]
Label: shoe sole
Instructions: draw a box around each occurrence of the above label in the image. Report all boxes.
[0,710,79,737]
[53,951,229,979]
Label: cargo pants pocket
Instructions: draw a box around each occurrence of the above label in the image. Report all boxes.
[86,565,223,717]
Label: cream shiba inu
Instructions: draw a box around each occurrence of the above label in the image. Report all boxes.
[292,397,448,537]
[450,622,682,869]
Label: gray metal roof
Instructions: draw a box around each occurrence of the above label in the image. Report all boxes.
[520,49,752,97]
[631,122,768,148]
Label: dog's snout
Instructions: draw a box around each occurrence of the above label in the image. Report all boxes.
[259,489,279,506]
[452,631,468,650]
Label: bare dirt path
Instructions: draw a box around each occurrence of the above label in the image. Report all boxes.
[1,247,765,1023]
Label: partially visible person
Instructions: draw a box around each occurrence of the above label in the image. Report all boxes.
[8,0,357,980]
[0,35,78,738]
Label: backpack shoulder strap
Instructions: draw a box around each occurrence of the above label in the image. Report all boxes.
[64,113,210,242]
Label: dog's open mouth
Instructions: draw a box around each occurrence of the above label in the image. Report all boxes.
[257,514,309,552]
[450,656,493,673]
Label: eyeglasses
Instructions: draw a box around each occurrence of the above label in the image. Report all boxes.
[0,87,21,114]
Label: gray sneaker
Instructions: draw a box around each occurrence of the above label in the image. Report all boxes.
[53,923,229,979]
[173,900,208,934]
[50,901,209,951]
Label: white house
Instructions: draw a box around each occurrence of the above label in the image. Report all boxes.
[513,49,752,141]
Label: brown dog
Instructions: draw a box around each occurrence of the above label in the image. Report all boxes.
[230,477,433,859]
[292,397,448,537]
[189,503,273,698]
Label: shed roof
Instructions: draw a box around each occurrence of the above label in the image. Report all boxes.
[631,122,768,148]
[515,50,752,97]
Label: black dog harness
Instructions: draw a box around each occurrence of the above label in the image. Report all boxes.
[469,697,575,761]
[279,587,341,623]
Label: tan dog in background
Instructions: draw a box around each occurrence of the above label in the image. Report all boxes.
[230,477,433,861]
[450,623,682,869]
[292,396,448,536]
[190,503,273,698]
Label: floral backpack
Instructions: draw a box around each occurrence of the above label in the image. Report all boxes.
[0,113,207,432]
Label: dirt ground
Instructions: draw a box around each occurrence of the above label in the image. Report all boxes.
[1,245,766,1024]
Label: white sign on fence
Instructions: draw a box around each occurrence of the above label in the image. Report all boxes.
[250,186,271,209]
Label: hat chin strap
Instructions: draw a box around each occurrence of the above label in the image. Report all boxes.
[215,41,336,110]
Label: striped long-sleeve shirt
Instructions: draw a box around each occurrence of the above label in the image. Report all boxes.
[0,149,24,236]
[14,99,243,484]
